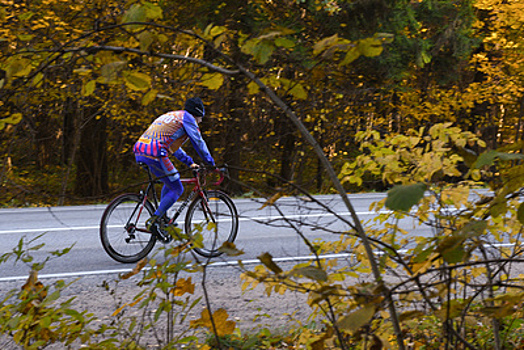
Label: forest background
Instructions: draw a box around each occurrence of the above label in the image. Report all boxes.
[1,0,522,206]
[2,1,524,349]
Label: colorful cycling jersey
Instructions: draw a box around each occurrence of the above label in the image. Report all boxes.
[133,111,215,166]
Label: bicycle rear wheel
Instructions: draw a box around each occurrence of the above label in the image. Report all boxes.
[100,193,157,263]
[185,190,239,258]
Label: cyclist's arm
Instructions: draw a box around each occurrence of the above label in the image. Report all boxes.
[183,113,216,166]
[173,148,194,167]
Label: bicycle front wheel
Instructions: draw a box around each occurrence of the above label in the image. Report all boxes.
[185,190,239,258]
[100,193,157,263]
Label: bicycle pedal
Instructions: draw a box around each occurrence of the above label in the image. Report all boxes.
[158,232,173,244]
[156,229,173,244]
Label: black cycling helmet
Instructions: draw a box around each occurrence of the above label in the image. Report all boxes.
[184,97,205,118]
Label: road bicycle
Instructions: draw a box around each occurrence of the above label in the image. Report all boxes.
[100,163,239,263]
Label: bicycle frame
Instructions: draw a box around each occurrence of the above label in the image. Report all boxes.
[130,163,224,234]
[100,161,237,262]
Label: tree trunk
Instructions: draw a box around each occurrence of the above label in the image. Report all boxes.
[277,115,296,182]
[61,97,76,165]
[223,77,244,196]
[221,37,246,196]
[74,108,108,198]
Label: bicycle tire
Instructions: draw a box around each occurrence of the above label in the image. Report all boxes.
[185,190,239,258]
[100,193,157,263]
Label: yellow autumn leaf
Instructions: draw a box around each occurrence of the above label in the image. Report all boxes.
[337,304,376,333]
[124,71,151,91]
[357,37,384,57]
[199,73,224,90]
[142,89,158,105]
[138,31,154,51]
[258,252,283,274]
[190,308,236,337]
[120,258,148,280]
[21,270,47,313]
[111,296,144,316]
[82,80,96,97]
[6,58,32,79]
[313,34,339,55]
[3,113,23,126]
[172,277,195,296]
[218,241,245,256]
[247,81,260,95]
[289,82,308,100]
[259,191,283,209]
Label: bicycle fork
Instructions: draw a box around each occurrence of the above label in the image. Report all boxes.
[200,193,217,227]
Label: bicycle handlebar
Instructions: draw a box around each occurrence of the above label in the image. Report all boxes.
[192,164,228,186]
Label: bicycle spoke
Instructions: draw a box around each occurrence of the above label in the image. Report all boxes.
[185,190,238,258]
[100,194,157,263]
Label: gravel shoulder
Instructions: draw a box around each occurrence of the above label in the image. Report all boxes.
[0,263,314,349]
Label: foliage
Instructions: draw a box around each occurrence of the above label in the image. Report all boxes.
[1,0,524,348]
[0,236,113,349]
[1,126,524,350]
[241,123,524,349]
[5,0,522,205]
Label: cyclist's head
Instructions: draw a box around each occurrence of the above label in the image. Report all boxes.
[184,97,205,118]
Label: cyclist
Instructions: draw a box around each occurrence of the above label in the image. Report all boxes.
[133,97,215,242]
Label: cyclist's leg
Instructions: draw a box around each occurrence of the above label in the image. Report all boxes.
[135,155,184,216]
[155,156,184,217]
[135,155,183,242]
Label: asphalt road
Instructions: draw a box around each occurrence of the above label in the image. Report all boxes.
[1,193,415,281]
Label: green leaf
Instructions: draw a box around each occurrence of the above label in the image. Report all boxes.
[32,72,43,87]
[436,221,485,264]
[440,243,466,264]
[124,71,151,91]
[435,299,468,320]
[18,11,34,21]
[122,4,146,22]
[208,25,227,38]
[385,183,427,211]
[337,305,376,332]
[17,34,34,41]
[411,245,433,264]
[459,220,487,237]
[473,150,524,168]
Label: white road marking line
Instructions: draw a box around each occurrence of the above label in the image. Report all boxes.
[0,243,518,282]
[0,253,348,282]
[0,211,385,235]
